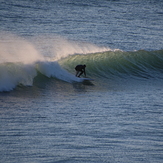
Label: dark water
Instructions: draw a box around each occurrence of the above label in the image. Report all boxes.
[0,0,163,162]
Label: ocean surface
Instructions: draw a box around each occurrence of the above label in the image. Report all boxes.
[0,0,163,162]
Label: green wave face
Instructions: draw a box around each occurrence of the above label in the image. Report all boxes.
[59,49,163,80]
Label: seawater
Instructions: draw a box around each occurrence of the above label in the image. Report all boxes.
[0,0,163,163]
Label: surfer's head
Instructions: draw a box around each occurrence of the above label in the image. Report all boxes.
[83,64,86,67]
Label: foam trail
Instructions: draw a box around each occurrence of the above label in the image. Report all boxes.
[36,61,83,83]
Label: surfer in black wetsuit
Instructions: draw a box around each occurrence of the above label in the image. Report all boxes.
[75,65,86,77]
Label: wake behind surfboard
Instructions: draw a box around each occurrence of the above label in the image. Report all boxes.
[76,77,94,82]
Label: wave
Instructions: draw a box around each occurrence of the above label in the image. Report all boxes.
[0,32,163,92]
[1,49,163,92]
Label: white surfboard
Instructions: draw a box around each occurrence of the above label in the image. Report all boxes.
[80,78,94,81]
[74,76,94,82]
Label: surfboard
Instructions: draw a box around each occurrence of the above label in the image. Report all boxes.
[74,76,94,82]
[80,78,94,81]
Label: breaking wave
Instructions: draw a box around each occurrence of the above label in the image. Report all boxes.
[0,32,163,92]
[0,32,108,91]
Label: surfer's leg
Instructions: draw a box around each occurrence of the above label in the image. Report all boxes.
[76,71,79,77]
[78,71,83,77]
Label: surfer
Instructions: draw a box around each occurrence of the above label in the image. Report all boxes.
[75,65,86,77]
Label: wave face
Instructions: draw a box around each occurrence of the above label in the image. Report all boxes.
[60,49,163,80]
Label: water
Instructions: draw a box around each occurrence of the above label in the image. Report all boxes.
[0,0,163,162]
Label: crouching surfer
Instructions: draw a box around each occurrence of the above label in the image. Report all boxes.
[75,65,86,77]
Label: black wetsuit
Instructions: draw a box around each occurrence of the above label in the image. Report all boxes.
[75,65,86,77]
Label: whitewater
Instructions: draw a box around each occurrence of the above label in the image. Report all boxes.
[0,0,163,163]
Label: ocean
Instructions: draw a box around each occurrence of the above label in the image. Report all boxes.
[0,0,163,162]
